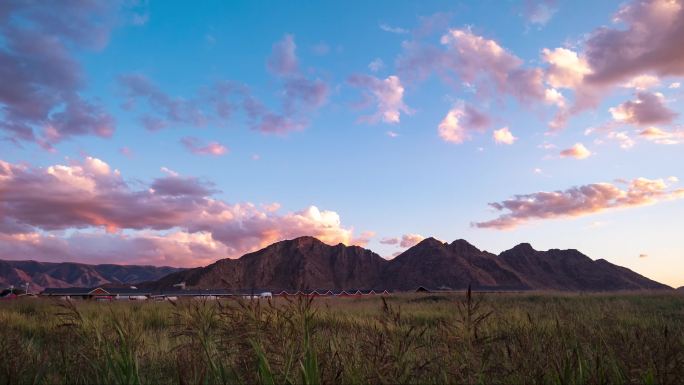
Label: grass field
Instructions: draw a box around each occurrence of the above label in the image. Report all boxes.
[0,291,682,384]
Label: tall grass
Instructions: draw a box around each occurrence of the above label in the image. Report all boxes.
[0,291,681,384]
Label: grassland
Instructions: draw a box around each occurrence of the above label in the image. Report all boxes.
[0,291,682,384]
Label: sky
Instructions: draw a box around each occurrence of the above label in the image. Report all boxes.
[1,0,683,288]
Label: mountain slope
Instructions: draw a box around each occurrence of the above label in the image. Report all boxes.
[0,260,184,291]
[149,236,670,291]
[498,243,668,291]
[382,238,528,290]
[152,236,388,290]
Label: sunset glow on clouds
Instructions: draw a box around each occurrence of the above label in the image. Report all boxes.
[0,158,356,266]
[1,0,684,286]
[474,177,684,230]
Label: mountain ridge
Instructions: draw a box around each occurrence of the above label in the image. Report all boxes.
[146,236,671,291]
[1,236,670,292]
[0,259,185,291]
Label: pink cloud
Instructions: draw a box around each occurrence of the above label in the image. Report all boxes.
[180,136,228,156]
[119,74,208,130]
[380,237,399,245]
[438,103,491,144]
[493,127,517,145]
[399,233,425,248]
[0,1,117,145]
[639,126,684,144]
[0,157,358,265]
[267,34,298,76]
[118,35,328,135]
[474,177,684,229]
[560,143,592,159]
[380,233,425,248]
[348,74,410,124]
[609,91,677,126]
[439,29,546,103]
[584,0,684,86]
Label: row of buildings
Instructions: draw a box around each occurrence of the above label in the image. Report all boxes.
[39,287,392,301]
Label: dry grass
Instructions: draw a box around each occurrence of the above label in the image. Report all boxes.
[0,291,682,384]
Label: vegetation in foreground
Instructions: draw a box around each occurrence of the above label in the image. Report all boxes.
[0,291,682,384]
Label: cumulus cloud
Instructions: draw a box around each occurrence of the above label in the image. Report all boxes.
[0,1,117,146]
[584,0,684,85]
[180,136,228,156]
[438,103,491,144]
[493,127,518,145]
[474,177,684,229]
[0,157,358,265]
[348,75,410,123]
[560,143,592,159]
[439,29,546,102]
[609,91,677,126]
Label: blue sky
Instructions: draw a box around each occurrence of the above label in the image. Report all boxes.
[1,0,683,287]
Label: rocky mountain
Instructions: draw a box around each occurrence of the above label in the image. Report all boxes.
[153,236,388,290]
[148,236,671,291]
[0,259,184,291]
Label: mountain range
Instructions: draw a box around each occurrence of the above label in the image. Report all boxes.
[148,236,670,291]
[0,260,183,291]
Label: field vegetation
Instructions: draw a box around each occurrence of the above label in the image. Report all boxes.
[0,290,682,384]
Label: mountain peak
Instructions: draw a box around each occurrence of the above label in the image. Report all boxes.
[449,239,480,253]
[510,242,536,254]
[413,237,446,249]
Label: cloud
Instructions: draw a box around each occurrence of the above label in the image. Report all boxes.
[621,74,661,90]
[400,233,425,248]
[0,1,117,145]
[380,237,399,245]
[368,58,385,72]
[474,177,684,229]
[522,0,559,26]
[584,0,684,86]
[0,157,358,265]
[670,82,681,89]
[560,143,592,159]
[439,29,546,102]
[379,233,425,248]
[606,130,636,149]
[119,35,328,135]
[267,34,298,76]
[609,91,677,126]
[639,126,684,144]
[244,35,329,133]
[180,137,228,156]
[379,23,409,34]
[438,103,491,144]
[348,75,410,124]
[119,74,208,130]
[540,0,684,128]
[493,127,518,145]
[542,47,592,89]
[386,130,399,138]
